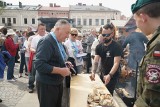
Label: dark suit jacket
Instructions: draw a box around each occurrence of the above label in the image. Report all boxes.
[35,34,65,85]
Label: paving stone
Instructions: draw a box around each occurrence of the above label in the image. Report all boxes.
[0,63,28,107]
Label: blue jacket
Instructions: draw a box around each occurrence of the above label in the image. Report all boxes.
[0,52,6,78]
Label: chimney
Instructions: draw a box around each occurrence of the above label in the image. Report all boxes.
[19,2,22,8]
[54,3,60,7]
[50,3,53,7]
[54,3,56,7]
[99,3,102,6]
[78,3,82,6]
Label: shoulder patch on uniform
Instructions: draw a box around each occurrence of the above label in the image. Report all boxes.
[146,64,160,84]
[153,42,160,57]
[153,51,160,57]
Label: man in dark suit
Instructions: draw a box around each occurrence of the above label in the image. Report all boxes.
[34,19,71,107]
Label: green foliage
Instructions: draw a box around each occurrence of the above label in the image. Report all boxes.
[0,0,5,15]
[0,1,3,7]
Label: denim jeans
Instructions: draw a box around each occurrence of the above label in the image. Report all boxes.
[25,57,29,72]
[19,53,27,73]
[7,56,15,80]
[0,52,6,79]
[28,60,36,89]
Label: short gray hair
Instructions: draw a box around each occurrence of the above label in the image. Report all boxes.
[54,19,70,27]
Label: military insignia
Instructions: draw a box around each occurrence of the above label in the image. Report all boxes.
[106,51,111,57]
[153,51,160,57]
[146,64,160,84]
[153,42,160,57]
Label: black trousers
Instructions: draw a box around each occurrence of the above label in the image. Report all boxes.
[36,81,63,107]
[19,53,27,73]
[86,53,92,73]
[15,48,19,62]
[100,75,118,95]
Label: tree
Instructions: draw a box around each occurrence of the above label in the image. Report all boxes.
[0,0,5,15]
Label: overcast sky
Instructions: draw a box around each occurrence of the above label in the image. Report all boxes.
[4,0,136,17]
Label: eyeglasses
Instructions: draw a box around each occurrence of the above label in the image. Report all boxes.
[71,34,77,36]
[102,33,112,37]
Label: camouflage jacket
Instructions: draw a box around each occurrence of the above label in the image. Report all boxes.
[135,26,160,107]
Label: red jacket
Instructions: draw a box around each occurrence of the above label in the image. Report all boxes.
[5,37,19,57]
[28,51,35,72]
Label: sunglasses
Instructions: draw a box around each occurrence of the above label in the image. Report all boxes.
[71,34,77,36]
[102,32,112,37]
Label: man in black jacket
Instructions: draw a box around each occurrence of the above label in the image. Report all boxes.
[34,19,71,107]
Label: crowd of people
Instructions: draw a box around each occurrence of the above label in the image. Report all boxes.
[0,0,160,106]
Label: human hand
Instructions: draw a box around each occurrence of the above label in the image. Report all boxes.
[103,74,111,85]
[65,61,73,68]
[61,68,71,77]
[90,72,95,81]
[18,40,21,44]
[133,105,137,107]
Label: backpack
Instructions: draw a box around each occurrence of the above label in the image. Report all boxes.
[1,41,7,51]
[1,51,11,65]
[0,41,11,64]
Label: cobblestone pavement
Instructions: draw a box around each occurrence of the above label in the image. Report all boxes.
[0,63,87,107]
[0,63,29,107]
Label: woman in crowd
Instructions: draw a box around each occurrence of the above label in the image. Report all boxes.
[64,28,84,74]
[5,29,19,81]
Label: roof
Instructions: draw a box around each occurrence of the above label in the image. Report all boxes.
[124,16,136,28]
[39,6,69,11]
[4,5,41,10]
[70,5,120,12]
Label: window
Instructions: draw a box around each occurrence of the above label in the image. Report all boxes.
[13,18,16,24]
[107,19,110,24]
[89,19,92,26]
[72,18,76,23]
[32,18,35,24]
[77,18,81,25]
[7,18,11,23]
[95,19,99,26]
[24,18,27,24]
[72,18,76,27]
[83,19,87,26]
[101,19,104,25]
[2,18,5,24]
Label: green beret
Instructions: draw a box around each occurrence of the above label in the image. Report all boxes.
[131,0,160,14]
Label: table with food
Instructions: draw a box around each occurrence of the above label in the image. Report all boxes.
[70,74,119,107]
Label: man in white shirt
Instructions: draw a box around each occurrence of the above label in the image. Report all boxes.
[28,23,46,93]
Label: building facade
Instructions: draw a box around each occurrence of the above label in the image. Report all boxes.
[0,2,122,32]
[38,3,69,18]
[69,3,121,33]
[0,3,41,30]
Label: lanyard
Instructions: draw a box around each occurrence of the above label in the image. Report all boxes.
[70,39,79,57]
[50,32,67,61]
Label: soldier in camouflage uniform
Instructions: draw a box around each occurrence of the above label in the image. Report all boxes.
[131,0,160,107]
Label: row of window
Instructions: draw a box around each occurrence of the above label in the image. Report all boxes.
[39,12,67,15]
[74,18,110,26]
[1,18,36,24]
